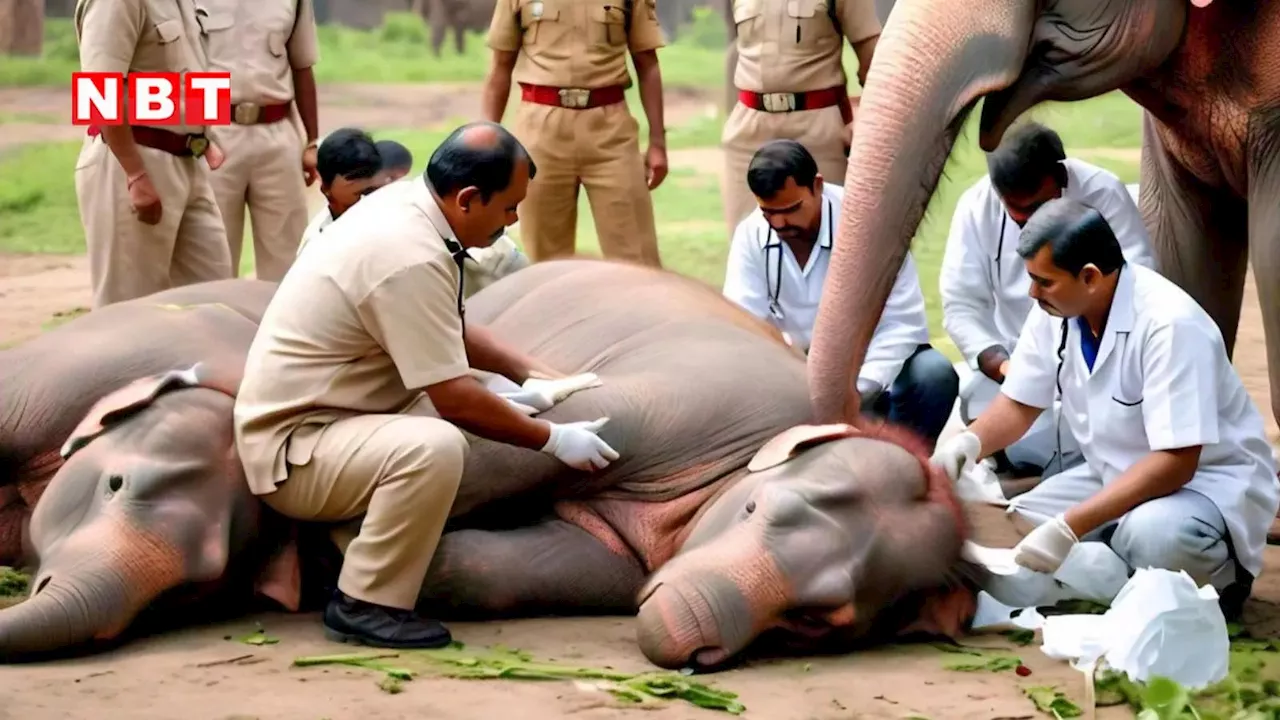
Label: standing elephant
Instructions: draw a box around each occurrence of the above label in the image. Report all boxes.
[418,0,494,56]
[803,0,1280,437]
[0,261,979,667]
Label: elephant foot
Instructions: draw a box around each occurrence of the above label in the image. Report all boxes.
[418,519,646,619]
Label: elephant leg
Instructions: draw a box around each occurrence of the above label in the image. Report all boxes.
[1247,118,1280,446]
[1139,112,1249,355]
[417,519,646,619]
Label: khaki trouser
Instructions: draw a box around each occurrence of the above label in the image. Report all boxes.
[512,101,661,268]
[720,102,849,234]
[264,410,469,610]
[208,119,310,281]
[74,137,234,308]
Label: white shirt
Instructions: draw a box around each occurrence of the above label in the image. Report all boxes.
[1001,264,1279,577]
[939,158,1155,366]
[295,205,335,257]
[723,182,930,395]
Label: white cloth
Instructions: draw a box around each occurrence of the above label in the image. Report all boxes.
[939,158,1155,366]
[1000,263,1279,578]
[295,205,335,258]
[722,182,930,395]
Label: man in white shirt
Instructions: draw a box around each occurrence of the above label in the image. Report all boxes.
[932,198,1278,621]
[939,121,1155,477]
[296,127,386,257]
[724,140,958,449]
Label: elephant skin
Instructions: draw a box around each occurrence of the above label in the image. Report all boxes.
[0,279,278,567]
[803,0,1280,440]
[0,260,978,668]
[418,0,493,57]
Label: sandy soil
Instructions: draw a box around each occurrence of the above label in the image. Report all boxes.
[3,84,1280,719]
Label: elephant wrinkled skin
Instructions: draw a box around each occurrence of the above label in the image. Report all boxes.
[0,260,978,667]
[805,0,1280,443]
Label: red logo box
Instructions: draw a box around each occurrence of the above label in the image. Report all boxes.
[71,71,232,126]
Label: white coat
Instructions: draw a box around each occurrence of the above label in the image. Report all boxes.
[1001,263,1280,578]
[939,158,1156,366]
[722,182,931,396]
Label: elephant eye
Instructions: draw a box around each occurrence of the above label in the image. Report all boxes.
[744,500,756,515]
[106,474,124,493]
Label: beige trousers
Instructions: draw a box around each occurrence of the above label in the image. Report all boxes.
[720,102,849,234]
[512,101,662,268]
[265,410,469,610]
[74,136,234,308]
[207,119,310,281]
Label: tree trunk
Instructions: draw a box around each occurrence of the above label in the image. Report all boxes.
[0,0,44,56]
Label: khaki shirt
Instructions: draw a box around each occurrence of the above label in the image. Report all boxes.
[75,0,215,135]
[233,179,471,495]
[731,0,879,93]
[487,0,665,88]
[294,205,333,257]
[199,0,320,105]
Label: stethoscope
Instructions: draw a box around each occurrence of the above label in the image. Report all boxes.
[760,197,835,323]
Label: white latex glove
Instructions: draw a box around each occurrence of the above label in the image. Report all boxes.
[930,430,982,483]
[541,417,619,471]
[1012,514,1079,574]
[502,373,603,413]
[504,397,539,415]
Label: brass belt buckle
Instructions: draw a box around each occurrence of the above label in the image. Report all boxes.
[186,135,210,157]
[761,92,797,112]
[234,102,261,124]
[558,88,591,109]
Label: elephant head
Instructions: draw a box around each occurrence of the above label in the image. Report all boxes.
[0,364,298,659]
[805,0,1201,421]
[635,421,975,670]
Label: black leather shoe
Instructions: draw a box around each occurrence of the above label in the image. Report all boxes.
[322,591,452,649]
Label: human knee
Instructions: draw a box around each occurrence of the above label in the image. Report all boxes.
[396,420,470,491]
[904,348,960,400]
[1111,501,1230,580]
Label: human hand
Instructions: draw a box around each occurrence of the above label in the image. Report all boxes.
[645,144,668,190]
[541,417,619,471]
[503,373,603,412]
[302,143,318,186]
[1012,514,1078,574]
[999,360,1010,378]
[930,430,982,483]
[204,142,225,170]
[503,396,539,415]
[841,120,853,154]
[128,171,163,225]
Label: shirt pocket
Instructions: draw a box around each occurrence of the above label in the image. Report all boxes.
[150,18,190,72]
[519,0,561,46]
[732,0,764,46]
[592,4,629,47]
[784,0,832,51]
[198,12,236,71]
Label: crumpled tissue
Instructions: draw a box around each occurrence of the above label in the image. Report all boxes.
[1039,567,1230,690]
[955,458,1008,506]
[966,540,1132,609]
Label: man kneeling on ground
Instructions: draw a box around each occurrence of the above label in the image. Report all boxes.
[931,197,1279,621]
[723,139,959,450]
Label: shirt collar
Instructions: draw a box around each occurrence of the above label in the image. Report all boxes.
[412,179,469,258]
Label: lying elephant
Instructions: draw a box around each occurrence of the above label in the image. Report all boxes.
[0,259,978,668]
[0,279,279,567]
[805,0,1280,434]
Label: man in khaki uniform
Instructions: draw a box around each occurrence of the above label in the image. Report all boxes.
[720,0,880,233]
[234,123,620,649]
[74,0,234,308]
[200,0,321,280]
[482,0,669,267]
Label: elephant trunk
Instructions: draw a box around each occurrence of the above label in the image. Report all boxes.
[805,0,1034,422]
[0,514,185,658]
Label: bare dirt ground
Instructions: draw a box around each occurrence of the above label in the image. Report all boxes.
[3,84,1279,719]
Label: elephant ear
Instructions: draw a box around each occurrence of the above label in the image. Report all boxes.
[747,423,861,472]
[60,363,233,459]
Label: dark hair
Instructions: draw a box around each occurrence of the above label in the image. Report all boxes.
[426,121,537,202]
[1016,197,1125,276]
[745,139,819,199]
[375,140,414,171]
[316,127,382,186]
[986,121,1068,198]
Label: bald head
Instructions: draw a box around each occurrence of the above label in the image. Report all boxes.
[426,121,537,202]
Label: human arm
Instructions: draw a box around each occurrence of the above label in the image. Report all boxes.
[1063,319,1218,536]
[856,252,931,398]
[721,217,774,323]
[939,187,1011,380]
[482,0,521,123]
[289,0,321,184]
[463,322,564,384]
[1095,176,1156,270]
[628,0,667,190]
[837,0,879,87]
